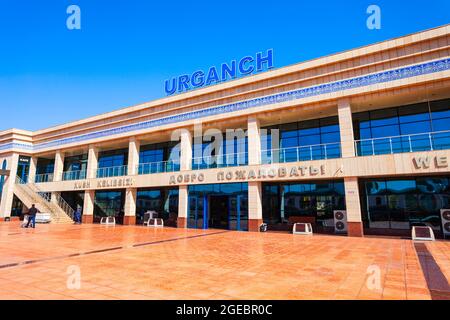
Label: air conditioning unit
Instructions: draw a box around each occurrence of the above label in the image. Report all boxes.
[334,210,347,233]
[441,209,450,237]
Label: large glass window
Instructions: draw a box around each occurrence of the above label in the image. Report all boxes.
[354,98,450,155]
[35,158,55,183]
[63,154,88,180]
[97,149,128,178]
[262,180,345,232]
[361,177,450,231]
[136,188,179,226]
[261,117,341,163]
[192,134,248,169]
[94,190,125,224]
[139,142,180,174]
[188,183,248,231]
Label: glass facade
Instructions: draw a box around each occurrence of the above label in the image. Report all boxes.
[97,149,128,178]
[354,98,450,156]
[35,158,55,182]
[94,190,125,224]
[138,142,180,174]
[136,188,179,226]
[63,154,88,180]
[261,117,341,164]
[361,177,450,232]
[262,181,346,231]
[192,134,248,170]
[188,183,248,231]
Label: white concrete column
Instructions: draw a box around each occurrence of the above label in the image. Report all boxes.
[123,188,137,225]
[86,145,99,179]
[0,153,19,218]
[338,99,356,158]
[180,129,192,171]
[344,177,364,237]
[177,185,188,228]
[28,157,38,184]
[248,181,263,232]
[127,137,140,176]
[247,116,261,165]
[82,190,95,223]
[53,151,65,182]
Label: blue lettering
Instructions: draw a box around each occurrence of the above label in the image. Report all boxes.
[178,75,190,92]
[165,78,177,95]
[206,67,220,85]
[256,49,274,72]
[221,61,237,81]
[191,70,205,87]
[239,56,254,75]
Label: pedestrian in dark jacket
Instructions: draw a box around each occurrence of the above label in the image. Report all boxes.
[25,204,38,228]
[74,205,82,224]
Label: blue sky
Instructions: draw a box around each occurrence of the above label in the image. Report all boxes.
[0,0,449,131]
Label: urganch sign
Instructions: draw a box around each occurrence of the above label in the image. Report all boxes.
[164,49,274,96]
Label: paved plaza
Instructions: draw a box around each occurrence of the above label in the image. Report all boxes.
[0,222,449,300]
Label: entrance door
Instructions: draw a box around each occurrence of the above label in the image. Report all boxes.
[208,195,229,230]
[188,195,207,229]
[17,157,30,183]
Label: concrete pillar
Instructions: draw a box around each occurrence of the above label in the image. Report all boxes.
[123,188,137,225]
[53,151,65,182]
[28,157,37,184]
[180,129,192,171]
[127,137,140,176]
[82,190,95,223]
[86,145,99,179]
[248,181,263,232]
[247,116,261,165]
[0,153,19,219]
[344,177,364,237]
[177,185,188,228]
[337,99,356,158]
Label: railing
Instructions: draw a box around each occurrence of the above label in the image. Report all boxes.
[96,165,128,178]
[15,176,75,220]
[261,142,341,164]
[355,130,450,157]
[35,173,54,183]
[137,160,180,175]
[192,152,248,170]
[62,170,87,181]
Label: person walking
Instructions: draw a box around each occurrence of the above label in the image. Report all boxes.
[74,205,82,224]
[25,204,38,228]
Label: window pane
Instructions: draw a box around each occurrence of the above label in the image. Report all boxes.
[386,180,416,194]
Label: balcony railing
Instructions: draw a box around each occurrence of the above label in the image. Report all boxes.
[96,165,128,178]
[62,170,87,181]
[137,160,180,175]
[35,173,54,183]
[261,142,342,164]
[355,130,450,157]
[192,152,248,170]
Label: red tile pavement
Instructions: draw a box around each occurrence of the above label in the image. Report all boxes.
[0,221,449,300]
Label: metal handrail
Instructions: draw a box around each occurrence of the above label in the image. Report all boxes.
[137,160,180,175]
[96,165,128,178]
[15,176,75,220]
[261,142,341,164]
[191,152,248,170]
[35,173,54,183]
[354,130,450,156]
[62,170,87,181]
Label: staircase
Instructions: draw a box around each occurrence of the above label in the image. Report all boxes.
[14,177,75,224]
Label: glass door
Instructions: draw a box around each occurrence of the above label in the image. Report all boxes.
[188,195,207,229]
[17,156,31,183]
